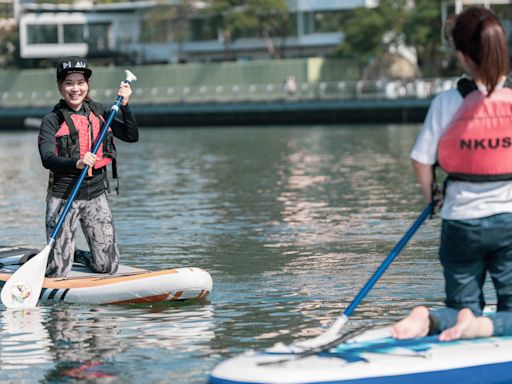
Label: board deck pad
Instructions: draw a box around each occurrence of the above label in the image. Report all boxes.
[209,320,512,383]
[0,245,212,305]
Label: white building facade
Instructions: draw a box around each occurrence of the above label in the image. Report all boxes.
[18,0,378,65]
[17,0,511,66]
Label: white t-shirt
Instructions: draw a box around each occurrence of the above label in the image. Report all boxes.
[410,87,512,220]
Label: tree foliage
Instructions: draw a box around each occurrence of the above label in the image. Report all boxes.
[202,0,289,59]
[140,0,196,62]
[402,0,445,76]
[5,0,463,73]
[143,1,195,43]
[336,0,407,61]
[335,0,448,76]
[0,21,18,67]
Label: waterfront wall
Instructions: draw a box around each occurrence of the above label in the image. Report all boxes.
[0,58,445,128]
[0,57,362,100]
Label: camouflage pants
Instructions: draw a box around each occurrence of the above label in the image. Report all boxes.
[45,193,119,278]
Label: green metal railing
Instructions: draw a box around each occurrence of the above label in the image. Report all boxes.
[0,77,457,107]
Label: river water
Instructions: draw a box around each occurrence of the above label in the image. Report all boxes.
[0,125,465,383]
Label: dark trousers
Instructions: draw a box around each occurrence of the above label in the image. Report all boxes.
[430,213,512,336]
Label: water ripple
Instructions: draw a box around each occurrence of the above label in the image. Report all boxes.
[0,125,463,383]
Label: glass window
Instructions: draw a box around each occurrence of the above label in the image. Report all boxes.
[86,23,111,53]
[314,11,347,33]
[140,19,170,43]
[302,12,314,34]
[63,24,84,43]
[190,18,216,41]
[0,2,13,19]
[27,24,58,44]
[285,16,297,37]
[233,24,259,39]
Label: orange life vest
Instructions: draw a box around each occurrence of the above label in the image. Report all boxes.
[54,100,115,170]
[437,87,512,181]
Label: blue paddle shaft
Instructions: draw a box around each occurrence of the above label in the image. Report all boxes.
[49,86,130,243]
[343,203,434,317]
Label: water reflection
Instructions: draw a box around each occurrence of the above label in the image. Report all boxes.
[0,303,215,383]
[0,308,53,371]
[0,125,451,383]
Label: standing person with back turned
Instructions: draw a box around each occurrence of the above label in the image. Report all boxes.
[392,6,512,341]
[38,56,139,278]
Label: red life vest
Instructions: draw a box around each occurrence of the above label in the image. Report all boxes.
[437,87,512,181]
[54,101,115,170]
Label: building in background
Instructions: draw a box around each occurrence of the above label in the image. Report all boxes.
[0,0,19,66]
[11,0,512,68]
[19,0,153,65]
[17,0,378,66]
[451,0,511,12]
[0,0,22,20]
[440,0,512,50]
[440,0,512,20]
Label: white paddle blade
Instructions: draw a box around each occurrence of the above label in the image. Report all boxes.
[1,245,50,309]
[124,70,137,83]
[289,315,348,351]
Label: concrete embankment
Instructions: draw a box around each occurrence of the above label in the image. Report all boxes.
[0,58,440,129]
[0,98,431,129]
[130,98,430,126]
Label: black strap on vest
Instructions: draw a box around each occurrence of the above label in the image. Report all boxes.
[456,77,478,98]
[457,76,512,98]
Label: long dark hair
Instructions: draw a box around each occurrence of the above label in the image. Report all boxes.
[451,7,509,95]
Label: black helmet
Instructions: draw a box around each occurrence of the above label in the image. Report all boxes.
[56,56,92,80]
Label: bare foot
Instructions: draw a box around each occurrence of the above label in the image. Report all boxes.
[391,306,430,339]
[439,308,493,341]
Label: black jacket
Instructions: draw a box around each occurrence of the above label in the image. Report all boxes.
[38,99,138,200]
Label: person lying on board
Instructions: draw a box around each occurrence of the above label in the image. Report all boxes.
[392,6,512,341]
[38,56,139,277]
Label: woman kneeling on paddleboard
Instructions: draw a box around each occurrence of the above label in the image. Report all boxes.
[392,6,512,341]
[38,57,139,277]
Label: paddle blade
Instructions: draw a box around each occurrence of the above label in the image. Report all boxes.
[1,245,50,308]
[124,70,137,83]
[280,315,348,352]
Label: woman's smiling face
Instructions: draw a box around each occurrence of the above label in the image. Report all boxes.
[59,72,89,111]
